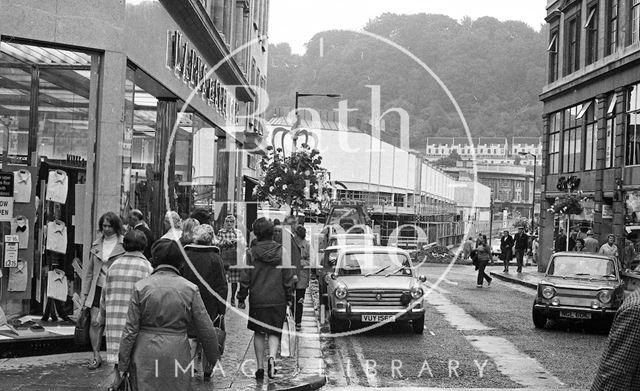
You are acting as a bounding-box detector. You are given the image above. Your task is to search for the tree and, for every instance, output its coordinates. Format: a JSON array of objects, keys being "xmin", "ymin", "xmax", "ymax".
[
  {"xmin": 433, "ymin": 150, "xmax": 461, "ymax": 167},
  {"xmin": 255, "ymin": 144, "xmax": 326, "ymax": 214}
]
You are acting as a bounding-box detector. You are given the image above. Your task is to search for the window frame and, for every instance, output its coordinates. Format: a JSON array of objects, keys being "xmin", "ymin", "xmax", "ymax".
[
  {"xmin": 562, "ymin": 105, "xmax": 583, "ymax": 173},
  {"xmin": 606, "ymin": 94, "xmax": 617, "ymax": 168},
  {"xmin": 565, "ymin": 13, "xmax": 581, "ymax": 75},
  {"xmin": 626, "ymin": 84, "xmax": 640, "ymax": 166},
  {"xmin": 585, "ymin": 4, "xmax": 599, "ymax": 65},
  {"xmin": 583, "ymin": 100, "xmax": 598, "ymax": 171},
  {"xmin": 548, "ymin": 112, "xmax": 562, "ymax": 174},
  {"xmin": 607, "ymin": 0, "xmax": 619, "ymax": 55},
  {"xmin": 632, "ymin": 0, "xmax": 640, "ymax": 45}
]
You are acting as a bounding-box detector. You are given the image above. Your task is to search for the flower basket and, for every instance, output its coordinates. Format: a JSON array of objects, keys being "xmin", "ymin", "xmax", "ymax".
[{"xmin": 550, "ymin": 194, "xmax": 584, "ymax": 215}]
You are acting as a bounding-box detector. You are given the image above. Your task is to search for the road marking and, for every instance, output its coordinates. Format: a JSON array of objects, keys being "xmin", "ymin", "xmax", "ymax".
[
  {"xmin": 428, "ymin": 330, "xmax": 435, "ymax": 336},
  {"xmin": 424, "ymin": 291, "xmax": 493, "ymax": 331},
  {"xmin": 465, "ymin": 336, "xmax": 564, "ymax": 388},
  {"xmin": 352, "ymin": 337, "xmax": 379, "ymax": 388},
  {"xmin": 424, "ymin": 281, "xmax": 450, "ymax": 294},
  {"xmin": 442, "ymin": 278, "xmax": 458, "ymax": 285}
]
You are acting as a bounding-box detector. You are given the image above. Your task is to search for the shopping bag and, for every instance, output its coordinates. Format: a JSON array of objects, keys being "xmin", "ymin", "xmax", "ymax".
[
  {"xmin": 280, "ymin": 307, "xmax": 296, "ymax": 357},
  {"xmin": 213, "ymin": 315, "xmax": 226, "ymax": 355},
  {"xmin": 74, "ymin": 308, "xmax": 91, "ymax": 345}
]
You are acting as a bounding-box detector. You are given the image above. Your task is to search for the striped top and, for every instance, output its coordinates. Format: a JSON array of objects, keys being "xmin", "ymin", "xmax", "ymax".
[{"xmin": 100, "ymin": 251, "xmax": 153, "ymax": 364}]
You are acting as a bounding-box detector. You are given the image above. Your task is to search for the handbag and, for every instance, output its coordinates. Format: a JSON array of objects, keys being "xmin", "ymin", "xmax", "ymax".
[
  {"xmin": 74, "ymin": 307, "xmax": 91, "ymax": 345},
  {"xmin": 213, "ymin": 315, "xmax": 226, "ymax": 355},
  {"xmin": 280, "ymin": 307, "xmax": 296, "ymax": 357},
  {"xmin": 108, "ymin": 365, "xmax": 132, "ymax": 391}
]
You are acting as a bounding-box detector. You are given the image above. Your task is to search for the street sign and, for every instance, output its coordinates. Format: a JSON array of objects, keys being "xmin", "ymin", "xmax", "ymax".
[{"xmin": 0, "ymin": 172, "xmax": 14, "ymax": 221}]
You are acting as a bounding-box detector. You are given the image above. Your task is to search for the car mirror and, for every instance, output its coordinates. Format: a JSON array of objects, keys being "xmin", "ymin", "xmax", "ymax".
[{"xmin": 418, "ymin": 275, "xmax": 427, "ymax": 283}]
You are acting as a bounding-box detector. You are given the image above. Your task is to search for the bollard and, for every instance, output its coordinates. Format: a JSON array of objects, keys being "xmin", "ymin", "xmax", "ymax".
[{"xmin": 320, "ymin": 304, "xmax": 326, "ymax": 324}]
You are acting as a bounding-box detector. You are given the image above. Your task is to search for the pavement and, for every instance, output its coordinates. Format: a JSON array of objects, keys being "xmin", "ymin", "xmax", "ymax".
[
  {"xmin": 0, "ymin": 287, "xmax": 326, "ymax": 391},
  {"xmin": 489, "ymin": 267, "xmax": 544, "ymax": 289}
]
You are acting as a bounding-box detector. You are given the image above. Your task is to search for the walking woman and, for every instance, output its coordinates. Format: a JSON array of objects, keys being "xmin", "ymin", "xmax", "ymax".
[
  {"xmin": 217, "ymin": 215, "xmax": 245, "ymax": 307},
  {"xmin": 82, "ymin": 211, "xmax": 125, "ymax": 370},
  {"xmin": 99, "ymin": 230, "xmax": 153, "ymax": 366},
  {"xmin": 117, "ymin": 239, "xmax": 220, "ymax": 391},
  {"xmin": 293, "ymin": 225, "xmax": 310, "ymax": 331},
  {"xmin": 237, "ymin": 218, "xmax": 294, "ymax": 380},
  {"xmin": 476, "ymin": 235, "xmax": 493, "ymax": 288}
]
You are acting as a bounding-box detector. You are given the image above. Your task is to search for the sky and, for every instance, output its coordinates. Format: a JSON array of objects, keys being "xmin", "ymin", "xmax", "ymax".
[{"xmin": 269, "ymin": 0, "xmax": 548, "ymax": 54}]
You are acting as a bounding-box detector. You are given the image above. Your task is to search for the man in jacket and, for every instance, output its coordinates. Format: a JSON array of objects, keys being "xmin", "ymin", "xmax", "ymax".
[
  {"xmin": 127, "ymin": 209, "xmax": 153, "ymax": 259},
  {"xmin": 584, "ymin": 230, "xmax": 599, "ymax": 253},
  {"xmin": 500, "ymin": 230, "xmax": 514, "ymax": 273},
  {"xmin": 513, "ymin": 226, "xmax": 529, "ymax": 273}
]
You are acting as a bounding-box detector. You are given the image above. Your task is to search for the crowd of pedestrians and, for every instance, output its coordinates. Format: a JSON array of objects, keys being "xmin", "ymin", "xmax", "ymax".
[{"xmin": 76, "ymin": 208, "xmax": 308, "ymax": 390}]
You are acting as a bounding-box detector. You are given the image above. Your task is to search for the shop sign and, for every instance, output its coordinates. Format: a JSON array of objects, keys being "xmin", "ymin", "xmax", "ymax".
[
  {"xmin": 602, "ymin": 204, "xmax": 613, "ymax": 219},
  {"xmin": 0, "ymin": 171, "xmax": 14, "ymax": 221},
  {"xmin": 166, "ymin": 30, "xmax": 239, "ymax": 124},
  {"xmin": 3, "ymin": 235, "xmax": 18, "ymax": 268}
]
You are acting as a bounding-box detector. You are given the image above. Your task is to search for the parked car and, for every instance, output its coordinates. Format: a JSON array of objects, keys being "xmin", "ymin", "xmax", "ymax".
[
  {"xmin": 316, "ymin": 203, "xmax": 376, "ymax": 253},
  {"xmin": 324, "ymin": 246, "xmax": 427, "ymax": 334},
  {"xmin": 532, "ymin": 252, "xmax": 624, "ymax": 329}
]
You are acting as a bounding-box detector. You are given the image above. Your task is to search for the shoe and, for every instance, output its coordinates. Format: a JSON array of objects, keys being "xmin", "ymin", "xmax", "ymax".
[
  {"xmin": 230, "ymin": 299, "xmax": 236, "ymax": 307},
  {"xmin": 295, "ymin": 323, "xmax": 302, "ymax": 331},
  {"xmin": 51, "ymin": 317, "xmax": 58, "ymax": 322},
  {"xmin": 267, "ymin": 356, "xmax": 278, "ymax": 379},
  {"xmin": 487, "ymin": 279, "xmax": 492, "ymax": 287},
  {"xmin": 87, "ymin": 358, "xmax": 102, "ymax": 370},
  {"xmin": 255, "ymin": 369, "xmax": 264, "ymax": 380},
  {"xmin": 517, "ymin": 269, "xmax": 522, "ymax": 273},
  {"xmin": 476, "ymin": 284, "xmax": 482, "ymax": 288}
]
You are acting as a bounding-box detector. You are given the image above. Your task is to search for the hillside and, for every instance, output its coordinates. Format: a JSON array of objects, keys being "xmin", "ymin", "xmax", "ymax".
[{"xmin": 266, "ymin": 13, "xmax": 546, "ymax": 149}]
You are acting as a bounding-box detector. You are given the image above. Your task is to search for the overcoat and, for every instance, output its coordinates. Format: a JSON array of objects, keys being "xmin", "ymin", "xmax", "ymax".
[{"xmin": 81, "ymin": 235, "xmax": 125, "ymax": 307}]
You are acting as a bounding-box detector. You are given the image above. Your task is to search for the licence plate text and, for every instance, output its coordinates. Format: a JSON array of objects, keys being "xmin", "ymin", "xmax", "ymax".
[
  {"xmin": 361, "ymin": 315, "xmax": 395, "ymax": 322},
  {"xmin": 559, "ymin": 311, "xmax": 592, "ymax": 319}
]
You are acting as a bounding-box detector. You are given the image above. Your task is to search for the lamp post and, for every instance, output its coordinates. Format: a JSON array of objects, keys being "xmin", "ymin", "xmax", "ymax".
[
  {"xmin": 291, "ymin": 92, "xmax": 341, "ymax": 155},
  {"xmin": 518, "ymin": 152, "xmax": 537, "ymax": 232}
]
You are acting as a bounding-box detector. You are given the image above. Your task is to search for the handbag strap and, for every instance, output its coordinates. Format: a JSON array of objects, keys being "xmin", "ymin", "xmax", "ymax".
[{"xmin": 213, "ymin": 314, "xmax": 224, "ymax": 327}]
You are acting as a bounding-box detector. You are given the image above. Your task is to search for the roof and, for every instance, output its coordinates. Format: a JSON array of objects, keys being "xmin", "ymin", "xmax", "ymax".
[{"xmin": 512, "ymin": 137, "xmax": 541, "ymax": 144}]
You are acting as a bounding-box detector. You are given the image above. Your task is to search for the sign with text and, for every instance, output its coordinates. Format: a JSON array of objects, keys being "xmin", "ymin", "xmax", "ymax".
[
  {"xmin": 0, "ymin": 172, "xmax": 14, "ymax": 221},
  {"xmin": 4, "ymin": 240, "xmax": 18, "ymax": 268}
]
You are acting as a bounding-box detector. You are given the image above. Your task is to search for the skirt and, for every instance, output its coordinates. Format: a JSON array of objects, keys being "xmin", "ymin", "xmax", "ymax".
[
  {"xmin": 247, "ymin": 305, "xmax": 286, "ymax": 336},
  {"xmin": 227, "ymin": 268, "xmax": 242, "ymax": 283}
]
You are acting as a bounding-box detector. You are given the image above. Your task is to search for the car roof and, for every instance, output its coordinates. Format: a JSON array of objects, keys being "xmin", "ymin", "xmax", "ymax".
[
  {"xmin": 330, "ymin": 246, "xmax": 410, "ymax": 256},
  {"xmin": 551, "ymin": 251, "xmax": 616, "ymax": 261}
]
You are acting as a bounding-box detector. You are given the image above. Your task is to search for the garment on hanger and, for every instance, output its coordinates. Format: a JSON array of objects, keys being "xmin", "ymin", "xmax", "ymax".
[
  {"xmin": 46, "ymin": 169, "xmax": 68, "ymax": 204},
  {"xmin": 13, "ymin": 170, "xmax": 31, "ymax": 203},
  {"xmin": 11, "ymin": 216, "xmax": 29, "ymax": 249},
  {"xmin": 8, "ymin": 260, "xmax": 28, "ymax": 292},
  {"xmin": 46, "ymin": 220, "xmax": 68, "ymax": 254},
  {"xmin": 47, "ymin": 269, "xmax": 68, "ymax": 302}
]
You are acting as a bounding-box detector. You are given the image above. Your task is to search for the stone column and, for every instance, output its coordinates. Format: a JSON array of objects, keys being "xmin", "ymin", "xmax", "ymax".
[
  {"xmin": 213, "ymin": 0, "xmax": 225, "ymax": 31},
  {"xmin": 234, "ymin": 2, "xmax": 244, "ymax": 55},
  {"xmin": 539, "ymin": 114, "xmax": 553, "ymax": 272},
  {"xmin": 215, "ymin": 134, "xmax": 231, "ymax": 227},
  {"xmin": 223, "ymin": 0, "xmax": 234, "ymax": 47},
  {"xmin": 593, "ymin": 94, "xmax": 607, "ymax": 238},
  {"xmin": 613, "ymin": 87, "xmax": 626, "ymax": 260},
  {"xmin": 150, "ymin": 99, "xmax": 177, "ymax": 237}
]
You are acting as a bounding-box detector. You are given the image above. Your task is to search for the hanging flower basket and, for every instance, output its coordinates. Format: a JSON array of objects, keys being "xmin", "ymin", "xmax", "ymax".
[{"xmin": 548, "ymin": 194, "xmax": 584, "ymax": 215}]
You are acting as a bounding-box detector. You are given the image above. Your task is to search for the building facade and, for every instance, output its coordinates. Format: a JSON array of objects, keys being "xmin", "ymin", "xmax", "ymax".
[
  {"xmin": 0, "ymin": 0, "xmax": 268, "ymax": 317},
  {"xmin": 540, "ymin": 0, "xmax": 640, "ymax": 270},
  {"xmin": 425, "ymin": 136, "xmax": 542, "ymax": 166}
]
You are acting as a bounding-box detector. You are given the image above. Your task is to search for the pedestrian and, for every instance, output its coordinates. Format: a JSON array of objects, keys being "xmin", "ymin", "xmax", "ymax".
[
  {"xmin": 160, "ymin": 210, "xmax": 183, "ymax": 242},
  {"xmin": 98, "ymin": 230, "xmax": 152, "ymax": 367},
  {"xmin": 217, "ymin": 214, "xmax": 245, "ymax": 307},
  {"xmin": 590, "ymin": 289, "xmax": 640, "ymax": 390},
  {"xmin": 476, "ymin": 232, "xmax": 484, "ymax": 247},
  {"xmin": 500, "ymin": 230, "xmax": 514, "ymax": 272},
  {"xmin": 462, "ymin": 237, "xmax": 474, "ymax": 261},
  {"xmin": 127, "ymin": 209, "xmax": 154, "ymax": 260},
  {"xmin": 584, "ymin": 230, "xmax": 599, "ymax": 253},
  {"xmin": 281, "ymin": 215, "xmax": 302, "ymax": 268},
  {"xmin": 81, "ymin": 212, "xmax": 126, "ymax": 370},
  {"xmin": 293, "ymin": 225, "xmax": 310, "ymax": 331},
  {"xmin": 117, "ymin": 239, "xmax": 220, "ymax": 391},
  {"xmin": 183, "ymin": 224, "xmax": 227, "ymax": 378},
  {"xmin": 599, "ymin": 234, "xmax": 619, "ymax": 262},
  {"xmin": 573, "ymin": 238, "xmax": 586, "ymax": 252},
  {"xmin": 513, "ymin": 226, "xmax": 529, "ymax": 273},
  {"xmin": 554, "ymin": 228, "xmax": 568, "ymax": 253},
  {"xmin": 180, "ymin": 217, "xmax": 200, "ymax": 246},
  {"xmin": 476, "ymin": 235, "xmax": 493, "ymax": 288},
  {"xmin": 569, "ymin": 231, "xmax": 578, "ymax": 252},
  {"xmin": 190, "ymin": 208, "xmax": 213, "ymax": 225},
  {"xmin": 236, "ymin": 217, "xmax": 295, "ymax": 380},
  {"xmin": 531, "ymin": 235, "xmax": 540, "ymax": 265}
]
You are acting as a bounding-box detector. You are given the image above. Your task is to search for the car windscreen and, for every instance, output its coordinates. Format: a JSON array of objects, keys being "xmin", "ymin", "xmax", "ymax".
[
  {"xmin": 327, "ymin": 207, "xmax": 366, "ymax": 227},
  {"xmin": 338, "ymin": 252, "xmax": 411, "ymax": 276},
  {"xmin": 547, "ymin": 256, "xmax": 616, "ymax": 279}
]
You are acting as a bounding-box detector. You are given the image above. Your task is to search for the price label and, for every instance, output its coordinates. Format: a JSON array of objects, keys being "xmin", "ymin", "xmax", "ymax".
[{"xmin": 4, "ymin": 242, "xmax": 18, "ymax": 268}]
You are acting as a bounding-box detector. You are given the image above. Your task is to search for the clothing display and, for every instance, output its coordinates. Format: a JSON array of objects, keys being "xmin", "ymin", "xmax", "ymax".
[
  {"xmin": 46, "ymin": 169, "xmax": 68, "ymax": 204},
  {"xmin": 13, "ymin": 169, "xmax": 31, "ymax": 203},
  {"xmin": 11, "ymin": 215, "xmax": 29, "ymax": 249},
  {"xmin": 8, "ymin": 260, "xmax": 28, "ymax": 292},
  {"xmin": 46, "ymin": 220, "xmax": 68, "ymax": 254},
  {"xmin": 46, "ymin": 269, "xmax": 68, "ymax": 301}
]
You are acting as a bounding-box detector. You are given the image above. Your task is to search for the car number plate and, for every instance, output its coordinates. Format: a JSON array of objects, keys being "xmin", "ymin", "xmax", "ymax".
[
  {"xmin": 559, "ymin": 311, "xmax": 591, "ymax": 319},
  {"xmin": 361, "ymin": 315, "xmax": 395, "ymax": 322}
]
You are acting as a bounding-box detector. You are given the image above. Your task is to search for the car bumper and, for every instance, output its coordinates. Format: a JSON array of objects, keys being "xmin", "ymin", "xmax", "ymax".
[
  {"xmin": 331, "ymin": 306, "xmax": 425, "ymax": 322},
  {"xmin": 533, "ymin": 303, "xmax": 617, "ymax": 320}
]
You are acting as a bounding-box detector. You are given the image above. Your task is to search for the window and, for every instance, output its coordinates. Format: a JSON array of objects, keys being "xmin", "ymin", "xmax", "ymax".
[
  {"xmin": 606, "ymin": 94, "xmax": 617, "ymax": 168},
  {"xmin": 565, "ymin": 15, "xmax": 580, "ymax": 75},
  {"xmin": 585, "ymin": 5, "xmax": 598, "ymax": 65},
  {"xmin": 583, "ymin": 101, "xmax": 597, "ymax": 171},
  {"xmin": 633, "ymin": 0, "xmax": 640, "ymax": 44},
  {"xmin": 607, "ymin": 0, "xmax": 618, "ymax": 54},
  {"xmin": 548, "ymin": 112, "xmax": 561, "ymax": 174},
  {"xmin": 548, "ymin": 30, "xmax": 559, "ymax": 82},
  {"xmin": 626, "ymin": 84, "xmax": 640, "ymax": 165},
  {"xmin": 562, "ymin": 105, "xmax": 582, "ymax": 173}
]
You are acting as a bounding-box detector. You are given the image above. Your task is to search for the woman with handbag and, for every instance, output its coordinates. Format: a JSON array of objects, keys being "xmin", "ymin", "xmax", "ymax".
[
  {"xmin": 237, "ymin": 218, "xmax": 295, "ymax": 380},
  {"xmin": 183, "ymin": 224, "xmax": 228, "ymax": 378},
  {"xmin": 117, "ymin": 238, "xmax": 220, "ymax": 391}
]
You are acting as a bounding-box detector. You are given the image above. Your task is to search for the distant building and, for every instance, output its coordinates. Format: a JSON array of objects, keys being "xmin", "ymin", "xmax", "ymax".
[{"xmin": 425, "ymin": 137, "xmax": 542, "ymax": 166}]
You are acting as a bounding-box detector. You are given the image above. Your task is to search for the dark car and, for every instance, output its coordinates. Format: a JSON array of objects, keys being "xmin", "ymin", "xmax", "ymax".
[{"xmin": 532, "ymin": 252, "xmax": 625, "ymax": 329}]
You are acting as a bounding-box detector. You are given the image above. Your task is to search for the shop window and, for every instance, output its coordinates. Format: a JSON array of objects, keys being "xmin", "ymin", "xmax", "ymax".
[
  {"xmin": 606, "ymin": 94, "xmax": 617, "ymax": 168},
  {"xmin": 548, "ymin": 112, "xmax": 561, "ymax": 174},
  {"xmin": 627, "ymin": 84, "xmax": 640, "ymax": 166},
  {"xmin": 0, "ymin": 51, "xmax": 31, "ymax": 162},
  {"xmin": 607, "ymin": 0, "xmax": 619, "ymax": 55},
  {"xmin": 562, "ymin": 105, "xmax": 582, "ymax": 173},
  {"xmin": 585, "ymin": 4, "xmax": 598, "ymax": 65},
  {"xmin": 583, "ymin": 100, "xmax": 597, "ymax": 171}
]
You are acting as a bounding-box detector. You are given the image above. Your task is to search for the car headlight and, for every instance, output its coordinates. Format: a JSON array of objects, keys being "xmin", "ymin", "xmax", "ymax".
[
  {"xmin": 541, "ymin": 286, "xmax": 556, "ymax": 299},
  {"xmin": 597, "ymin": 290, "xmax": 613, "ymax": 304},
  {"xmin": 411, "ymin": 285, "xmax": 424, "ymax": 299},
  {"xmin": 334, "ymin": 284, "xmax": 348, "ymax": 300}
]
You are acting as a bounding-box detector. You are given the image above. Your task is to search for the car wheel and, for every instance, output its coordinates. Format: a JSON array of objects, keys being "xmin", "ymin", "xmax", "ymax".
[
  {"xmin": 412, "ymin": 315, "xmax": 425, "ymax": 334},
  {"xmin": 532, "ymin": 305, "xmax": 547, "ymax": 329}
]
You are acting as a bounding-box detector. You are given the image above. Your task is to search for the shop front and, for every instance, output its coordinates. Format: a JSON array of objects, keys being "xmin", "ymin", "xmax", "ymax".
[{"xmin": 0, "ymin": 1, "xmax": 252, "ymax": 319}]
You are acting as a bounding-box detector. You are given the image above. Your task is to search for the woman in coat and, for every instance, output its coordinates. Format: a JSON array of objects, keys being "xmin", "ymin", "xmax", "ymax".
[
  {"xmin": 476, "ymin": 235, "xmax": 493, "ymax": 288},
  {"xmin": 81, "ymin": 211, "xmax": 125, "ymax": 370},
  {"xmin": 117, "ymin": 239, "xmax": 220, "ymax": 391},
  {"xmin": 237, "ymin": 217, "xmax": 294, "ymax": 380},
  {"xmin": 293, "ymin": 225, "xmax": 310, "ymax": 331},
  {"xmin": 183, "ymin": 224, "xmax": 228, "ymax": 378},
  {"xmin": 99, "ymin": 230, "xmax": 153, "ymax": 366}
]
